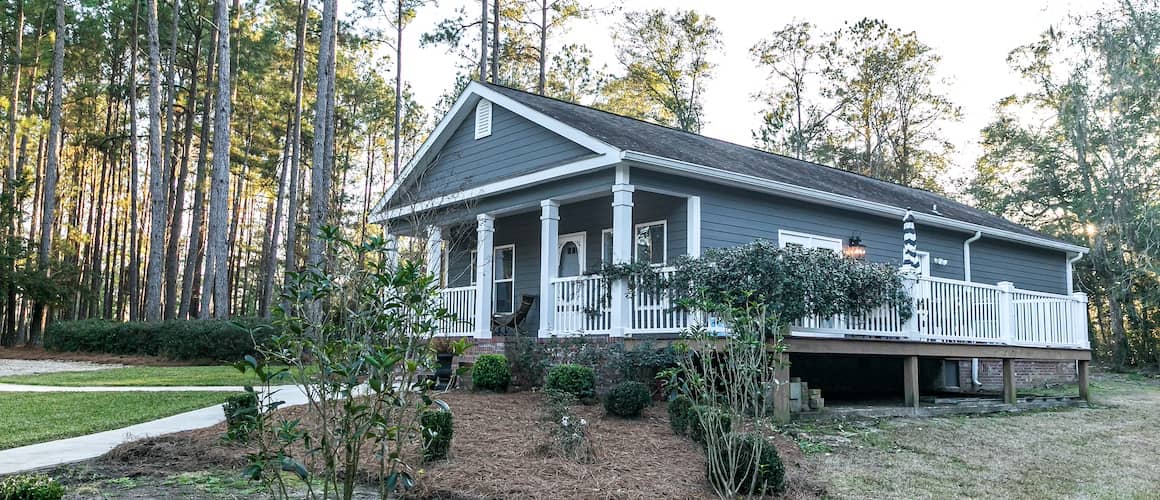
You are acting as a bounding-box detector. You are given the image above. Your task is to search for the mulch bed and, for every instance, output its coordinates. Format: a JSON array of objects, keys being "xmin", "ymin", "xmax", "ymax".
[
  {"xmin": 0, "ymin": 346, "xmax": 194, "ymax": 366},
  {"xmin": 99, "ymin": 390, "xmax": 825, "ymax": 499}
]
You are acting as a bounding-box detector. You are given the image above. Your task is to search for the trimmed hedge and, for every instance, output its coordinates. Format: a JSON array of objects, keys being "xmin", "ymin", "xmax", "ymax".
[
  {"xmin": 604, "ymin": 381, "xmax": 652, "ymax": 418},
  {"xmin": 43, "ymin": 318, "xmax": 273, "ymax": 362},
  {"xmin": 545, "ymin": 364, "xmax": 596, "ymax": 400},
  {"xmin": 471, "ymin": 354, "xmax": 511, "ymax": 392},
  {"xmin": 668, "ymin": 395, "xmax": 696, "ymax": 436},
  {"xmin": 0, "ymin": 474, "xmax": 65, "ymax": 500},
  {"xmin": 706, "ymin": 433, "xmax": 786, "ymax": 495}
]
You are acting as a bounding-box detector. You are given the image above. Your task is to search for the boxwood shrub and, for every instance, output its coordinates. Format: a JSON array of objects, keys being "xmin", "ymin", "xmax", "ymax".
[
  {"xmin": 471, "ymin": 354, "xmax": 511, "ymax": 392},
  {"xmin": 706, "ymin": 433, "xmax": 786, "ymax": 495},
  {"xmin": 420, "ymin": 409, "xmax": 454, "ymax": 461},
  {"xmin": 667, "ymin": 395, "xmax": 695, "ymax": 436},
  {"xmin": 604, "ymin": 381, "xmax": 652, "ymax": 418},
  {"xmin": 545, "ymin": 364, "xmax": 596, "ymax": 400},
  {"xmin": 43, "ymin": 318, "xmax": 273, "ymax": 362},
  {"xmin": 0, "ymin": 474, "xmax": 65, "ymax": 500}
]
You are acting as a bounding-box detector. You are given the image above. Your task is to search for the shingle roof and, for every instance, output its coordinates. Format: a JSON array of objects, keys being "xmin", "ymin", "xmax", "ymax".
[{"xmin": 483, "ymin": 83, "xmax": 1065, "ymax": 244}]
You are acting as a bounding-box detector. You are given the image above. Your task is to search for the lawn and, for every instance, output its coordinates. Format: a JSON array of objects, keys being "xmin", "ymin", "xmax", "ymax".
[
  {"xmin": 0, "ymin": 365, "xmax": 282, "ymax": 387},
  {"xmin": 0, "ymin": 391, "xmax": 238, "ymax": 449}
]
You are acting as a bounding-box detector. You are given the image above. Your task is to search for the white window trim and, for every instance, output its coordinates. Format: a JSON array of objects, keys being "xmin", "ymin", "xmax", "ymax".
[
  {"xmin": 635, "ymin": 220, "xmax": 668, "ymax": 265},
  {"xmin": 557, "ymin": 232, "xmax": 586, "ymax": 277},
  {"xmin": 601, "ymin": 228, "xmax": 613, "ymax": 265},
  {"xmin": 777, "ymin": 229, "xmax": 843, "ymax": 254},
  {"xmin": 493, "ymin": 244, "xmax": 515, "ymax": 314},
  {"xmin": 915, "ymin": 250, "xmax": 932, "ymax": 277}
]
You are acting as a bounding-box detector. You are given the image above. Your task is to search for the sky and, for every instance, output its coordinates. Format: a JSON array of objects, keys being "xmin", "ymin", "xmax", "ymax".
[{"xmin": 388, "ymin": 0, "xmax": 1107, "ymax": 190}]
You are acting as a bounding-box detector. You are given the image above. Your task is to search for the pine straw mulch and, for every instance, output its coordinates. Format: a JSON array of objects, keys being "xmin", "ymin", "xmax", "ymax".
[
  {"xmin": 0, "ymin": 346, "xmax": 194, "ymax": 366},
  {"xmin": 100, "ymin": 390, "xmax": 825, "ymax": 499}
]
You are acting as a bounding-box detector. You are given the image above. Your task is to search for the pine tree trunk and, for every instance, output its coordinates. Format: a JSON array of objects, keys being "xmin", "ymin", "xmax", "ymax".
[
  {"xmin": 305, "ymin": 0, "xmax": 337, "ymax": 272},
  {"xmin": 29, "ymin": 0, "xmax": 65, "ymax": 344},
  {"xmin": 393, "ymin": 0, "xmax": 403, "ymax": 180},
  {"xmin": 143, "ymin": 0, "xmax": 169, "ymax": 321},
  {"xmin": 480, "ymin": 0, "xmax": 488, "ymax": 81},
  {"xmin": 180, "ymin": 21, "xmax": 217, "ymax": 319},
  {"xmin": 491, "ymin": 0, "xmax": 499, "ymax": 81},
  {"xmin": 1, "ymin": 0, "xmax": 24, "ymax": 347},
  {"xmin": 201, "ymin": 0, "xmax": 232, "ymax": 319},
  {"xmin": 164, "ymin": 23, "xmax": 201, "ymax": 320},
  {"xmin": 280, "ymin": 0, "xmax": 307, "ymax": 305}
]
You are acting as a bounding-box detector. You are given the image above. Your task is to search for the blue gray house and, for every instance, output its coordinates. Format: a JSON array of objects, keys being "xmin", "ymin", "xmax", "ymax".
[{"xmin": 371, "ymin": 82, "xmax": 1092, "ymax": 408}]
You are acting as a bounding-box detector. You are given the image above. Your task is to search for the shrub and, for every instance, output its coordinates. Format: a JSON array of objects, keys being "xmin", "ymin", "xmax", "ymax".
[
  {"xmin": 43, "ymin": 318, "xmax": 273, "ymax": 362},
  {"xmin": 0, "ymin": 474, "xmax": 65, "ymax": 500},
  {"xmin": 540, "ymin": 389, "xmax": 594, "ymax": 463},
  {"xmin": 545, "ymin": 364, "xmax": 595, "ymax": 400},
  {"xmin": 688, "ymin": 405, "xmax": 732, "ymax": 444},
  {"xmin": 706, "ymin": 433, "xmax": 785, "ymax": 495},
  {"xmin": 667, "ymin": 395, "xmax": 695, "ymax": 436},
  {"xmin": 420, "ymin": 410, "xmax": 454, "ymax": 461},
  {"xmin": 223, "ymin": 392, "xmax": 259, "ymax": 442},
  {"xmin": 604, "ymin": 381, "xmax": 652, "ymax": 418},
  {"xmin": 471, "ymin": 354, "xmax": 511, "ymax": 392}
]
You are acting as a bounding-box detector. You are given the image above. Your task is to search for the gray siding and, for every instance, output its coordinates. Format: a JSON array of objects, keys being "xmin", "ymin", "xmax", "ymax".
[
  {"xmin": 970, "ymin": 239, "xmax": 1068, "ymax": 294},
  {"xmin": 399, "ymin": 104, "xmax": 598, "ymax": 203}
]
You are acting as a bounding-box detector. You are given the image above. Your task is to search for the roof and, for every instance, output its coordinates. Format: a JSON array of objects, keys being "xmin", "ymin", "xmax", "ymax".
[{"xmin": 481, "ymin": 82, "xmax": 1073, "ymax": 247}]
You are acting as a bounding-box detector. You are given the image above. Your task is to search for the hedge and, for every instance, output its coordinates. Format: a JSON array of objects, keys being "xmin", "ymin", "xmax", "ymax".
[{"xmin": 43, "ymin": 318, "xmax": 274, "ymax": 362}]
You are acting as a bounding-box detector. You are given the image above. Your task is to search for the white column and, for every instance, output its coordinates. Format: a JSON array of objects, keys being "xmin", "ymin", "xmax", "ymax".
[
  {"xmin": 1071, "ymin": 292, "xmax": 1089, "ymax": 348},
  {"xmin": 686, "ymin": 195, "xmax": 701, "ymax": 259},
  {"xmin": 997, "ymin": 281, "xmax": 1015, "ymax": 345},
  {"xmin": 385, "ymin": 234, "xmax": 399, "ymax": 270},
  {"xmin": 901, "ymin": 276, "xmax": 920, "ymax": 340},
  {"xmin": 474, "ymin": 214, "xmax": 495, "ymax": 339},
  {"xmin": 610, "ymin": 182, "xmax": 634, "ymax": 337},
  {"xmin": 539, "ymin": 200, "xmax": 560, "ymax": 338},
  {"xmin": 426, "ymin": 225, "xmax": 442, "ymax": 281}
]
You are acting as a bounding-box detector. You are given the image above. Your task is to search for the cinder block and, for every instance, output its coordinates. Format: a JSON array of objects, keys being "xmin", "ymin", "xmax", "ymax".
[{"xmin": 789, "ymin": 382, "xmax": 801, "ymax": 400}]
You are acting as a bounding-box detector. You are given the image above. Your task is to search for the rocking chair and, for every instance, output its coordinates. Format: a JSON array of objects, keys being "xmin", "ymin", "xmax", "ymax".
[{"xmin": 491, "ymin": 294, "xmax": 537, "ymax": 335}]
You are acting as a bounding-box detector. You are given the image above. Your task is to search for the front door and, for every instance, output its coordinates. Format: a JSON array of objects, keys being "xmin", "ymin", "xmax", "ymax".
[{"xmin": 555, "ymin": 233, "xmax": 588, "ymax": 332}]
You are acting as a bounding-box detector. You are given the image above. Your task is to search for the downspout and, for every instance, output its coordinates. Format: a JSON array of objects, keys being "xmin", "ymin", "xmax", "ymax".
[
  {"xmin": 1067, "ymin": 251, "xmax": 1086, "ymax": 378},
  {"xmin": 963, "ymin": 231, "xmax": 983, "ymax": 388}
]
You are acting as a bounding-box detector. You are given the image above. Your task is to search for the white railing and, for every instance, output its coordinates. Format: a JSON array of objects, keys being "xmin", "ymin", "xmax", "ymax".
[
  {"xmin": 551, "ymin": 274, "xmax": 610, "ymax": 334},
  {"xmin": 915, "ymin": 277, "xmax": 1003, "ymax": 343},
  {"xmin": 631, "ymin": 267, "xmax": 688, "ymax": 334},
  {"xmin": 1011, "ymin": 289, "xmax": 1088, "ymax": 348},
  {"xmin": 437, "ymin": 286, "xmax": 477, "ymax": 335}
]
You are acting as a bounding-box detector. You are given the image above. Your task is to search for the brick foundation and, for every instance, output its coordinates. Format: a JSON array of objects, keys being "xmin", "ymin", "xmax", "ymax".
[{"xmin": 955, "ymin": 359, "xmax": 1077, "ymax": 392}]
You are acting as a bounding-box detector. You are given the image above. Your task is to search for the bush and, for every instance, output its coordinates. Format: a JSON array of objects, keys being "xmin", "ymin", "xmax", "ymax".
[
  {"xmin": 688, "ymin": 405, "xmax": 732, "ymax": 444},
  {"xmin": 43, "ymin": 318, "xmax": 273, "ymax": 362},
  {"xmin": 604, "ymin": 381, "xmax": 652, "ymax": 418},
  {"xmin": 0, "ymin": 474, "xmax": 65, "ymax": 500},
  {"xmin": 420, "ymin": 410, "xmax": 454, "ymax": 461},
  {"xmin": 667, "ymin": 395, "xmax": 695, "ymax": 436},
  {"xmin": 545, "ymin": 364, "xmax": 595, "ymax": 400},
  {"xmin": 223, "ymin": 392, "xmax": 259, "ymax": 442},
  {"xmin": 706, "ymin": 433, "xmax": 785, "ymax": 495},
  {"xmin": 471, "ymin": 354, "xmax": 511, "ymax": 392}
]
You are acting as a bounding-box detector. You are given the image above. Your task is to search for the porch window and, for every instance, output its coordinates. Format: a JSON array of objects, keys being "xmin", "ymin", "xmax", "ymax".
[
  {"xmin": 777, "ymin": 229, "xmax": 843, "ymax": 253},
  {"xmin": 494, "ymin": 245, "xmax": 515, "ymax": 314},
  {"xmin": 601, "ymin": 229, "xmax": 614, "ymax": 265},
  {"xmin": 635, "ymin": 221, "xmax": 667, "ymax": 265}
]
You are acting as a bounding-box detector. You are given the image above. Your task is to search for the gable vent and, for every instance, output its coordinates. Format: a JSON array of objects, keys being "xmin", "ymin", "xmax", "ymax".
[{"xmin": 474, "ymin": 100, "xmax": 493, "ymax": 139}]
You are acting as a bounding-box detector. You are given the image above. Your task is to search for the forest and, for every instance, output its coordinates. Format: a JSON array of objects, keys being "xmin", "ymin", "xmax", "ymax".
[{"xmin": 0, "ymin": 0, "xmax": 1155, "ymax": 369}]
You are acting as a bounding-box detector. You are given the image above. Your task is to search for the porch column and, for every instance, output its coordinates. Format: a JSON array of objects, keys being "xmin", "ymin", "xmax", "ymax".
[
  {"xmin": 903, "ymin": 355, "xmax": 919, "ymax": 408},
  {"xmin": 1078, "ymin": 359, "xmax": 1090, "ymax": 401},
  {"xmin": 997, "ymin": 281, "xmax": 1015, "ymax": 345},
  {"xmin": 901, "ymin": 277, "xmax": 920, "ymax": 340},
  {"xmin": 686, "ymin": 196, "xmax": 701, "ymax": 258},
  {"xmin": 385, "ymin": 234, "xmax": 399, "ymax": 270},
  {"xmin": 425, "ymin": 226, "xmax": 442, "ymax": 279},
  {"xmin": 610, "ymin": 181, "xmax": 634, "ymax": 337},
  {"xmin": 1002, "ymin": 358, "xmax": 1017, "ymax": 404},
  {"xmin": 474, "ymin": 214, "xmax": 495, "ymax": 339},
  {"xmin": 539, "ymin": 200, "xmax": 560, "ymax": 338}
]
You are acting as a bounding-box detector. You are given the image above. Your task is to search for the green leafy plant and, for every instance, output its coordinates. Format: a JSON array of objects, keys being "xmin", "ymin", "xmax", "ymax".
[
  {"xmin": 667, "ymin": 395, "xmax": 695, "ymax": 436},
  {"xmin": 545, "ymin": 364, "xmax": 596, "ymax": 400},
  {"xmin": 222, "ymin": 392, "xmax": 259, "ymax": 442},
  {"xmin": 472, "ymin": 354, "xmax": 511, "ymax": 392},
  {"xmin": 43, "ymin": 318, "xmax": 273, "ymax": 361},
  {"xmin": 0, "ymin": 474, "xmax": 65, "ymax": 500},
  {"xmin": 604, "ymin": 381, "xmax": 652, "ymax": 418},
  {"xmin": 706, "ymin": 433, "xmax": 785, "ymax": 495},
  {"xmin": 420, "ymin": 409, "xmax": 454, "ymax": 462},
  {"xmin": 688, "ymin": 404, "xmax": 734, "ymax": 444},
  {"xmin": 540, "ymin": 389, "xmax": 595, "ymax": 463}
]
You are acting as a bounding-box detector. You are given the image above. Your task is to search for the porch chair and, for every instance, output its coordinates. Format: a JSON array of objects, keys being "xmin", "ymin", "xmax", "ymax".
[{"xmin": 491, "ymin": 294, "xmax": 537, "ymax": 335}]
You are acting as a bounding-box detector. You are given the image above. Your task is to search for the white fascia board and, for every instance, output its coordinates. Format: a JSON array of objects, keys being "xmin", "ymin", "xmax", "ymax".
[
  {"xmin": 623, "ymin": 150, "xmax": 1089, "ymax": 254},
  {"xmin": 371, "ymin": 82, "xmax": 621, "ymax": 219},
  {"xmin": 374, "ymin": 153, "xmax": 620, "ymax": 222}
]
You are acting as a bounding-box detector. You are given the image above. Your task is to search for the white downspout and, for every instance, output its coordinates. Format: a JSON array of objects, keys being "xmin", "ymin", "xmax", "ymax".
[
  {"xmin": 963, "ymin": 231, "xmax": 983, "ymax": 389},
  {"xmin": 1066, "ymin": 252, "xmax": 1085, "ymax": 295}
]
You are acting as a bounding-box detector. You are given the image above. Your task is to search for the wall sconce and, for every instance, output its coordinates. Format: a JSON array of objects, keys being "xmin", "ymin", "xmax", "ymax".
[{"xmin": 844, "ymin": 235, "xmax": 867, "ymax": 260}]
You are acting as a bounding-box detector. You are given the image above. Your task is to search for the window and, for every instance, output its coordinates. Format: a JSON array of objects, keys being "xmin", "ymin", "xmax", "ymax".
[
  {"xmin": 777, "ymin": 229, "xmax": 843, "ymax": 253},
  {"xmin": 635, "ymin": 221, "xmax": 667, "ymax": 265},
  {"xmin": 601, "ymin": 229, "xmax": 614, "ymax": 265},
  {"xmin": 493, "ymin": 245, "xmax": 515, "ymax": 314},
  {"xmin": 474, "ymin": 100, "xmax": 492, "ymax": 139}
]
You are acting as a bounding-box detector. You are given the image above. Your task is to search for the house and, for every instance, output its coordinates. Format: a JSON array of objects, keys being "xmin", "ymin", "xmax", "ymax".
[{"xmin": 370, "ymin": 81, "xmax": 1092, "ymax": 410}]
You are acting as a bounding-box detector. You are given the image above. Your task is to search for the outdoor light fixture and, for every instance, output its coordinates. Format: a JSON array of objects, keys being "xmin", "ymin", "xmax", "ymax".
[{"xmin": 844, "ymin": 235, "xmax": 867, "ymax": 260}]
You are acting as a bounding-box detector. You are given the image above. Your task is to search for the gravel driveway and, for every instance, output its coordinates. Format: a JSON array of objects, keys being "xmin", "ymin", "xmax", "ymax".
[{"xmin": 0, "ymin": 359, "xmax": 123, "ymax": 377}]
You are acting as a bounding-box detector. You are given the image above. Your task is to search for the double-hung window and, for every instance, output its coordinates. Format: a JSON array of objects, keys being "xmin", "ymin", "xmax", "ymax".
[
  {"xmin": 493, "ymin": 245, "xmax": 515, "ymax": 314},
  {"xmin": 601, "ymin": 220, "xmax": 668, "ymax": 266},
  {"xmin": 777, "ymin": 229, "xmax": 843, "ymax": 253}
]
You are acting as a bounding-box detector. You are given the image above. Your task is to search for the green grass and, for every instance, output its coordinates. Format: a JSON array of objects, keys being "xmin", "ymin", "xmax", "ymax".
[
  {"xmin": 0, "ymin": 365, "xmax": 281, "ymax": 387},
  {"xmin": 0, "ymin": 391, "xmax": 238, "ymax": 449}
]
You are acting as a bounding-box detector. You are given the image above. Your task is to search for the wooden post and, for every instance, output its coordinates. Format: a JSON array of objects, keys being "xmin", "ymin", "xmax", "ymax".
[
  {"xmin": 538, "ymin": 200, "xmax": 559, "ymax": 338},
  {"xmin": 1002, "ymin": 358, "xmax": 1016, "ymax": 404},
  {"xmin": 903, "ymin": 355, "xmax": 919, "ymax": 408},
  {"xmin": 773, "ymin": 354, "xmax": 791, "ymax": 423},
  {"xmin": 609, "ymin": 167, "xmax": 633, "ymax": 337},
  {"xmin": 1078, "ymin": 359, "xmax": 1090, "ymax": 401}
]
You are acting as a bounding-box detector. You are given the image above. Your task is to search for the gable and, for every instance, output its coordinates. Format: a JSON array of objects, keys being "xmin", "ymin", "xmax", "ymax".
[{"xmin": 393, "ymin": 102, "xmax": 599, "ymax": 205}]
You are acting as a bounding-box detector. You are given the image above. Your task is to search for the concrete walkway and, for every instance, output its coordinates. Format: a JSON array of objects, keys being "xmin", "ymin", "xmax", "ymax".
[{"xmin": 0, "ymin": 385, "xmax": 308, "ymax": 475}]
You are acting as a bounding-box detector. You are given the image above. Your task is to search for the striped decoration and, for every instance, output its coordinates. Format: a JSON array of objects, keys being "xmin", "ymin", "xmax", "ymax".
[{"xmin": 902, "ymin": 209, "xmax": 921, "ymax": 274}]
